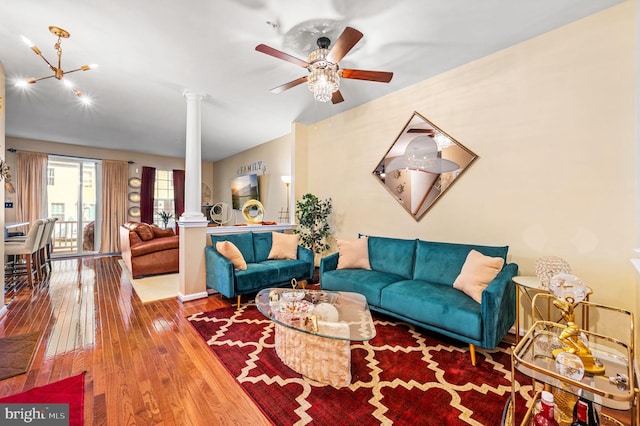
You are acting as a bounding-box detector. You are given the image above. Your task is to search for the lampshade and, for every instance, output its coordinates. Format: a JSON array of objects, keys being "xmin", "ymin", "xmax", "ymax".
[{"xmin": 281, "ymin": 175, "xmax": 291, "ymax": 185}]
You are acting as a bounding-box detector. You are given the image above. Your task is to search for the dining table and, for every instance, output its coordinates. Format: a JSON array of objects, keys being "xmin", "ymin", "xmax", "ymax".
[{"xmin": 4, "ymin": 221, "xmax": 29, "ymax": 238}]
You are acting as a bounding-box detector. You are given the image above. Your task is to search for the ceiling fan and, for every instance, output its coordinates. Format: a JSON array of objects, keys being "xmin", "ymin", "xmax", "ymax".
[{"xmin": 255, "ymin": 26, "xmax": 393, "ymax": 104}]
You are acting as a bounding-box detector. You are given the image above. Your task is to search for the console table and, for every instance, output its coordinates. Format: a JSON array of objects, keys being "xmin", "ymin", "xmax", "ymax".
[{"xmin": 206, "ymin": 223, "xmax": 296, "ymax": 235}]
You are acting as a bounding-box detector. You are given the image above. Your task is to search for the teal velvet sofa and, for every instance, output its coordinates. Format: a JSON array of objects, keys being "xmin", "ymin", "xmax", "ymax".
[
  {"xmin": 320, "ymin": 235, "xmax": 518, "ymax": 365},
  {"xmin": 206, "ymin": 232, "xmax": 314, "ymax": 307}
]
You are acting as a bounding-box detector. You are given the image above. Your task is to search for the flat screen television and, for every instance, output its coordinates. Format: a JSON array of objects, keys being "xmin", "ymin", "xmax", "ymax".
[{"xmin": 231, "ymin": 174, "xmax": 259, "ymax": 210}]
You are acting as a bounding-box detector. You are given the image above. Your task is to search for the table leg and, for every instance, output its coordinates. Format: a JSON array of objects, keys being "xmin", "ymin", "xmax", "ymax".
[{"xmin": 516, "ymin": 286, "xmax": 521, "ymax": 344}]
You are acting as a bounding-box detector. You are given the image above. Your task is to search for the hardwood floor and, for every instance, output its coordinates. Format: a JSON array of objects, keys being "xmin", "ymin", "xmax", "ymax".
[{"xmin": 0, "ymin": 255, "xmax": 271, "ymax": 425}]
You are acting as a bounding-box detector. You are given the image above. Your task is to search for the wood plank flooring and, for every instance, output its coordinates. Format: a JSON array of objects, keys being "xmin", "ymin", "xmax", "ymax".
[{"xmin": 0, "ymin": 255, "xmax": 271, "ymax": 425}]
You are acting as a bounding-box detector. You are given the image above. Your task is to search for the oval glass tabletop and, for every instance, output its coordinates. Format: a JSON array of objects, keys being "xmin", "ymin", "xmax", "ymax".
[{"xmin": 256, "ymin": 288, "xmax": 376, "ymax": 341}]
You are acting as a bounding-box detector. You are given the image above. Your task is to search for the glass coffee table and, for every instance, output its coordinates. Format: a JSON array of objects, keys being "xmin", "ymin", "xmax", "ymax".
[{"xmin": 255, "ymin": 288, "xmax": 376, "ymax": 388}]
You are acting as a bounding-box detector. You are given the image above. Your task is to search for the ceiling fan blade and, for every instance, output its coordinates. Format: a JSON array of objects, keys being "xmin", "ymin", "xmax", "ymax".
[
  {"xmin": 326, "ymin": 27, "xmax": 363, "ymax": 64},
  {"xmin": 341, "ymin": 69, "xmax": 393, "ymax": 83},
  {"xmin": 331, "ymin": 90, "xmax": 344, "ymax": 104},
  {"xmin": 269, "ymin": 76, "xmax": 308, "ymax": 94},
  {"xmin": 255, "ymin": 44, "xmax": 310, "ymax": 68}
]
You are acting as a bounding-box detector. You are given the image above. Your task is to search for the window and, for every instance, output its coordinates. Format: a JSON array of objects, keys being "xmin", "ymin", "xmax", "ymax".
[
  {"xmin": 154, "ymin": 170, "xmax": 175, "ymax": 227},
  {"xmin": 51, "ymin": 203, "xmax": 65, "ymax": 220},
  {"xmin": 48, "ymin": 167, "xmax": 55, "ymax": 185}
]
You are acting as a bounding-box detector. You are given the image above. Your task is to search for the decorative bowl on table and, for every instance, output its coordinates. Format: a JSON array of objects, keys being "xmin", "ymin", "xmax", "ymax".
[
  {"xmin": 281, "ymin": 290, "xmax": 305, "ymax": 301},
  {"xmin": 272, "ymin": 300, "xmax": 313, "ymax": 321}
]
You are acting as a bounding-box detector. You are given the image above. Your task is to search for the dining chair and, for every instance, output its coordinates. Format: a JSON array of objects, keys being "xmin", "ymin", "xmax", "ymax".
[
  {"xmin": 37, "ymin": 218, "xmax": 54, "ymax": 276},
  {"xmin": 5, "ymin": 219, "xmax": 47, "ymax": 286},
  {"xmin": 6, "ymin": 217, "xmax": 58, "ymax": 272},
  {"xmin": 44, "ymin": 217, "xmax": 59, "ymax": 268}
]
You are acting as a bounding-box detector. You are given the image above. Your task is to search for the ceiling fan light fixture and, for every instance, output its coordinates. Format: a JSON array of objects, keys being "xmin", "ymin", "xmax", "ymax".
[
  {"xmin": 307, "ymin": 47, "xmax": 340, "ymax": 102},
  {"xmin": 256, "ymin": 26, "xmax": 390, "ymax": 104}
]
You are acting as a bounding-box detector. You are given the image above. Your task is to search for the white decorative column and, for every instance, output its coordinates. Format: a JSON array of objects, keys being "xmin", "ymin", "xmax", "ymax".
[
  {"xmin": 177, "ymin": 90, "xmax": 208, "ymax": 302},
  {"xmin": 182, "ymin": 91, "xmax": 207, "ymax": 222}
]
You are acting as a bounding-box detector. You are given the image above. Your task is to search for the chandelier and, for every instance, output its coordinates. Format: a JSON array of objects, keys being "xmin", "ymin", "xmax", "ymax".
[
  {"xmin": 306, "ymin": 37, "xmax": 340, "ymax": 102},
  {"xmin": 19, "ymin": 26, "xmax": 96, "ymax": 97}
]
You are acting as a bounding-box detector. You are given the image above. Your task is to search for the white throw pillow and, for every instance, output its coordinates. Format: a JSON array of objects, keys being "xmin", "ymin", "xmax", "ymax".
[
  {"xmin": 216, "ymin": 241, "xmax": 247, "ymax": 270},
  {"xmin": 268, "ymin": 232, "xmax": 299, "ymax": 260},
  {"xmin": 453, "ymin": 249, "xmax": 504, "ymax": 303},
  {"xmin": 337, "ymin": 237, "xmax": 372, "ymax": 270}
]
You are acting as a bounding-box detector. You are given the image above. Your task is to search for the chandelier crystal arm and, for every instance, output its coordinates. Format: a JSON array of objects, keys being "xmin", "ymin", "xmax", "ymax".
[
  {"xmin": 65, "ymin": 65, "xmax": 93, "ymax": 74},
  {"xmin": 27, "ymin": 75, "xmax": 56, "ymax": 84},
  {"xmin": 22, "ymin": 36, "xmax": 59, "ymax": 74},
  {"xmin": 33, "ymin": 48, "xmax": 57, "ymax": 72}
]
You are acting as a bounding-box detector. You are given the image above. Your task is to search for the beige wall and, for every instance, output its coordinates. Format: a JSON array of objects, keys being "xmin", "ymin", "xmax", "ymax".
[
  {"xmin": 211, "ymin": 130, "xmax": 294, "ymax": 224},
  {"xmin": 301, "ymin": 2, "xmax": 637, "ymax": 336},
  {"xmin": 4, "ymin": 136, "xmax": 214, "ymax": 222}
]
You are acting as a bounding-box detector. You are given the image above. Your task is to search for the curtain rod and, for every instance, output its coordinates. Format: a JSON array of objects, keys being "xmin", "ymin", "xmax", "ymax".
[{"xmin": 7, "ymin": 148, "xmax": 134, "ymax": 164}]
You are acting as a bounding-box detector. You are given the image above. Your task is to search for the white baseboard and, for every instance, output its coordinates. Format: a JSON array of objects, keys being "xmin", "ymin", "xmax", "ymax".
[{"xmin": 178, "ymin": 291, "xmax": 209, "ymax": 302}]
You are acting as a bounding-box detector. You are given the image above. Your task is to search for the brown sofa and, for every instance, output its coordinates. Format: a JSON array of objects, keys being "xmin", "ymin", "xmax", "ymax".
[{"xmin": 119, "ymin": 221, "xmax": 179, "ymax": 278}]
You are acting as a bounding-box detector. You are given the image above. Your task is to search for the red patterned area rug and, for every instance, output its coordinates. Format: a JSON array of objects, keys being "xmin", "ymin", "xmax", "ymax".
[
  {"xmin": 0, "ymin": 373, "xmax": 85, "ymax": 426},
  {"xmin": 189, "ymin": 304, "xmax": 533, "ymax": 425}
]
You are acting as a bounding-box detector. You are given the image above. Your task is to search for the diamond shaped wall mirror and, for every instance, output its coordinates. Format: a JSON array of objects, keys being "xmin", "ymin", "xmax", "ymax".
[{"xmin": 373, "ymin": 112, "xmax": 477, "ymax": 221}]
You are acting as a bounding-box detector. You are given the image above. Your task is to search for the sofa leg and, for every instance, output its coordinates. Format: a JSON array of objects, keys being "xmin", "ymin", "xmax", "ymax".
[
  {"xmin": 237, "ymin": 295, "xmax": 241, "ymax": 309},
  {"xmin": 469, "ymin": 344, "xmax": 476, "ymax": 366}
]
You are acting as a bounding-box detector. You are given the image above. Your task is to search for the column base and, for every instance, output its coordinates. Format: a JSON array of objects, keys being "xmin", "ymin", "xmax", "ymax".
[{"xmin": 178, "ymin": 291, "xmax": 209, "ymax": 302}]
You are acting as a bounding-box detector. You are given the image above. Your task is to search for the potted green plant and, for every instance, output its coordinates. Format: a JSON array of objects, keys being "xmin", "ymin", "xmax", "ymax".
[
  {"xmin": 158, "ymin": 211, "xmax": 174, "ymax": 228},
  {"xmin": 294, "ymin": 193, "xmax": 333, "ymax": 269}
]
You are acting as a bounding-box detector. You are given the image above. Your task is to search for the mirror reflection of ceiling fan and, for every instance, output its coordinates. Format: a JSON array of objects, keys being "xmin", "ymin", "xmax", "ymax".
[
  {"xmin": 255, "ymin": 26, "xmax": 393, "ymax": 104},
  {"xmin": 407, "ymin": 128, "xmax": 435, "ymax": 136}
]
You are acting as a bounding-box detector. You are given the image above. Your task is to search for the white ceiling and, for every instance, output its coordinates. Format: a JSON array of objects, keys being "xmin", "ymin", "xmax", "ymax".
[{"xmin": 0, "ymin": 0, "xmax": 623, "ymax": 162}]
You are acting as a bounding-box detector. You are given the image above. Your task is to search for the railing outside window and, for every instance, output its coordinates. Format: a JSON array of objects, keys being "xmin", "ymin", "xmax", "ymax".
[{"xmin": 51, "ymin": 220, "xmax": 78, "ymax": 254}]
